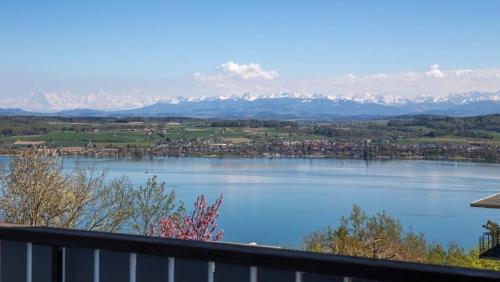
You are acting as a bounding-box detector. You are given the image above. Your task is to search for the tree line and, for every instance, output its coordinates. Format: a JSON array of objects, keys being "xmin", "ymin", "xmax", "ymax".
[
  {"xmin": 0, "ymin": 153, "xmax": 223, "ymax": 240},
  {"xmin": 303, "ymin": 205, "xmax": 500, "ymax": 271},
  {"xmin": 388, "ymin": 114, "xmax": 500, "ymax": 138}
]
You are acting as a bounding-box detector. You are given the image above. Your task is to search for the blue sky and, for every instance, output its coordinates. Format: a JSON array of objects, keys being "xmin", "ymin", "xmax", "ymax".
[{"xmin": 1, "ymin": 1, "xmax": 500, "ymax": 107}]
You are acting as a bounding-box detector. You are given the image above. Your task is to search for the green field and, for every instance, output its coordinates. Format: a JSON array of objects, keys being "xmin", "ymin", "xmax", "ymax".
[
  {"xmin": 1, "ymin": 115, "xmax": 499, "ymax": 148},
  {"xmin": 0, "ymin": 120, "xmax": 321, "ymax": 147},
  {"xmin": 3, "ymin": 130, "xmax": 163, "ymax": 147}
]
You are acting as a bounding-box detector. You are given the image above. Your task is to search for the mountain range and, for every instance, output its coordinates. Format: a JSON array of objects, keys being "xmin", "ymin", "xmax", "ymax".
[{"xmin": 0, "ymin": 91, "xmax": 499, "ymax": 119}]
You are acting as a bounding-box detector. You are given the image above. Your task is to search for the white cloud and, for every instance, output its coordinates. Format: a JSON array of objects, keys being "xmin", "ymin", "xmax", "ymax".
[
  {"xmin": 425, "ymin": 64, "xmax": 444, "ymax": 78},
  {"xmin": 220, "ymin": 61, "xmax": 279, "ymax": 80},
  {"xmin": 195, "ymin": 61, "xmax": 279, "ymax": 82}
]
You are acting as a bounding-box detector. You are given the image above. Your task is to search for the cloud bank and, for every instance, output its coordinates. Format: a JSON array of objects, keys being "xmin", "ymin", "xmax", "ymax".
[{"xmin": 195, "ymin": 62, "xmax": 500, "ymax": 98}]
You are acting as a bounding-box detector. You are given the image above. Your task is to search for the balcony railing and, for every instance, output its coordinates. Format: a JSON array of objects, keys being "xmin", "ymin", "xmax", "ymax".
[
  {"xmin": 480, "ymin": 228, "xmax": 500, "ymax": 259},
  {"xmin": 0, "ymin": 225, "xmax": 499, "ymax": 282}
]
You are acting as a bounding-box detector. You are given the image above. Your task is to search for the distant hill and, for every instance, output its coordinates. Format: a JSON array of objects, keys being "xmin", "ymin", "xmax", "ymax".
[
  {"xmin": 0, "ymin": 108, "xmax": 32, "ymax": 116},
  {"xmin": 387, "ymin": 114, "xmax": 500, "ymax": 134},
  {"xmin": 110, "ymin": 95, "xmax": 500, "ymax": 119},
  {"xmin": 115, "ymin": 98, "xmax": 403, "ymax": 119},
  {"xmin": 55, "ymin": 109, "xmax": 107, "ymax": 117}
]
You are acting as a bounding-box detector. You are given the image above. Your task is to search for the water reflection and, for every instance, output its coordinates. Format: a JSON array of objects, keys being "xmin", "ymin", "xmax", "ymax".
[{"xmin": 5, "ymin": 156, "xmax": 499, "ymax": 248}]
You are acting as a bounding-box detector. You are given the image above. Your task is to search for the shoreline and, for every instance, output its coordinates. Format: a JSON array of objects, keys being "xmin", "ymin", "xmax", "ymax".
[{"xmin": 1, "ymin": 151, "xmax": 498, "ymax": 164}]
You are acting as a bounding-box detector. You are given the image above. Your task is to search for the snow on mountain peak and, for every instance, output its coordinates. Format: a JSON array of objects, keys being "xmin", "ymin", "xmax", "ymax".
[
  {"xmin": 2, "ymin": 90, "xmax": 499, "ymax": 112},
  {"xmin": 21, "ymin": 92, "xmax": 161, "ymax": 112}
]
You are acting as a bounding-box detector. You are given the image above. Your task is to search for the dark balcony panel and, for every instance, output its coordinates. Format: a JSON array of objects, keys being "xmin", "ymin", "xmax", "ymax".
[
  {"xmin": 1, "ymin": 226, "xmax": 499, "ymax": 282},
  {"xmin": 214, "ymin": 263, "xmax": 249, "ymax": 282},
  {"xmin": 302, "ymin": 273, "xmax": 379, "ymax": 282},
  {"xmin": 258, "ymin": 268, "xmax": 295, "ymax": 282},
  {"xmin": 100, "ymin": 250, "xmax": 129, "ymax": 282},
  {"xmin": 136, "ymin": 254, "xmax": 169, "ymax": 282},
  {"xmin": 302, "ymin": 272, "xmax": 343, "ymax": 282},
  {"xmin": 175, "ymin": 258, "xmax": 208, "ymax": 282},
  {"xmin": 65, "ymin": 247, "xmax": 94, "ymax": 282},
  {"xmin": 32, "ymin": 244, "xmax": 52, "ymax": 282},
  {"xmin": 0, "ymin": 240, "xmax": 26, "ymax": 282}
]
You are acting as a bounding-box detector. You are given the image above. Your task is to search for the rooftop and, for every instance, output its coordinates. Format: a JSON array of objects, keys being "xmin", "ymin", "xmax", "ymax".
[{"xmin": 471, "ymin": 193, "xmax": 500, "ymax": 209}]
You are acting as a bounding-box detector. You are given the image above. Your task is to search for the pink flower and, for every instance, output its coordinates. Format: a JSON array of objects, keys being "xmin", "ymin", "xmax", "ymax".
[{"xmin": 155, "ymin": 195, "xmax": 223, "ymax": 242}]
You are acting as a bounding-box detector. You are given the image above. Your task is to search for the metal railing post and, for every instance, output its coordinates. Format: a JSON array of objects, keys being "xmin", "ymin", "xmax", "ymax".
[
  {"xmin": 94, "ymin": 249, "xmax": 100, "ymax": 282},
  {"xmin": 208, "ymin": 261, "xmax": 215, "ymax": 282},
  {"xmin": 62, "ymin": 247, "xmax": 66, "ymax": 282},
  {"xmin": 168, "ymin": 257, "xmax": 175, "ymax": 282},
  {"xmin": 295, "ymin": 271, "xmax": 301, "ymax": 282},
  {"xmin": 250, "ymin": 266, "xmax": 257, "ymax": 282},
  {"xmin": 130, "ymin": 253, "xmax": 137, "ymax": 282},
  {"xmin": 495, "ymin": 228, "xmax": 498, "ymax": 246},
  {"xmin": 27, "ymin": 242, "xmax": 32, "ymax": 282}
]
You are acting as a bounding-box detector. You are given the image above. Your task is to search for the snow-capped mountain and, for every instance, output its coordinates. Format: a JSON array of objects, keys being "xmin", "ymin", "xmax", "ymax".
[
  {"xmin": 15, "ymin": 92, "xmax": 162, "ymax": 112},
  {"xmin": 111, "ymin": 91, "xmax": 499, "ymax": 119},
  {"xmin": 0, "ymin": 90, "xmax": 499, "ymax": 118},
  {"xmin": 441, "ymin": 91, "xmax": 500, "ymax": 104}
]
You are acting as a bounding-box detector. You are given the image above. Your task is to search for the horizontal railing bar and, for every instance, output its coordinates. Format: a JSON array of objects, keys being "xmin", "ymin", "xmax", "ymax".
[{"xmin": 0, "ymin": 225, "xmax": 499, "ymax": 282}]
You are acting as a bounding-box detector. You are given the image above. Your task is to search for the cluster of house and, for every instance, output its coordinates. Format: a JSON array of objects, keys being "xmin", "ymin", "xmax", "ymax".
[{"xmin": 3, "ymin": 137, "xmax": 499, "ymax": 161}]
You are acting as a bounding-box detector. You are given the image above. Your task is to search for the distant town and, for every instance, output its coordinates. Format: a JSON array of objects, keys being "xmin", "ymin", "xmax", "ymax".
[{"xmin": 0, "ymin": 115, "xmax": 498, "ymax": 162}]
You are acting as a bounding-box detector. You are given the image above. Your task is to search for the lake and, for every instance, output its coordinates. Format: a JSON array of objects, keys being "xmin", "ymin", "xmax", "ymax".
[{"xmin": 58, "ymin": 157, "xmax": 500, "ymax": 248}]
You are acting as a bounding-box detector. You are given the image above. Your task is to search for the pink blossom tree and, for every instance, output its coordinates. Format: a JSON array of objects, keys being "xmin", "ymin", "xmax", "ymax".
[{"xmin": 155, "ymin": 195, "xmax": 223, "ymax": 241}]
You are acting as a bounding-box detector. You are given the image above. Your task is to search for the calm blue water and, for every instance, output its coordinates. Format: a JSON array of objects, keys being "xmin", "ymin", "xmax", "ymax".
[{"xmin": 42, "ymin": 157, "xmax": 500, "ymax": 247}]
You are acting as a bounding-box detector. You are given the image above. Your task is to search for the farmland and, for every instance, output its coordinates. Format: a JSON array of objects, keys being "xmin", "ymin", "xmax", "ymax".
[{"xmin": 0, "ymin": 115, "xmax": 499, "ymax": 161}]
